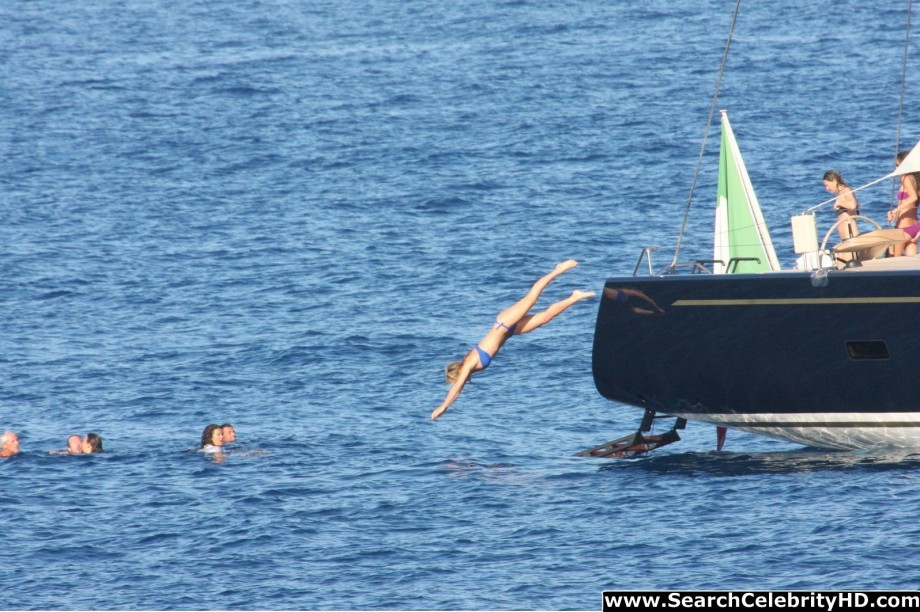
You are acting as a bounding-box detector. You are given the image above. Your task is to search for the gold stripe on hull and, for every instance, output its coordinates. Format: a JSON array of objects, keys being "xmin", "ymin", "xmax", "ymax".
[{"xmin": 672, "ymin": 297, "xmax": 920, "ymax": 307}]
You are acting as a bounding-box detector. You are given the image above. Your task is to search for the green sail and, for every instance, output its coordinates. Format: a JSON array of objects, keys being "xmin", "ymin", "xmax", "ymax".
[{"xmin": 714, "ymin": 111, "xmax": 780, "ymax": 274}]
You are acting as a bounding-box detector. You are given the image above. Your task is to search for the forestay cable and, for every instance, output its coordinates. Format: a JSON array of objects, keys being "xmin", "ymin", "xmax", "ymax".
[
  {"xmin": 891, "ymin": 0, "xmax": 914, "ymax": 212},
  {"xmin": 670, "ymin": 0, "xmax": 743, "ymax": 272}
]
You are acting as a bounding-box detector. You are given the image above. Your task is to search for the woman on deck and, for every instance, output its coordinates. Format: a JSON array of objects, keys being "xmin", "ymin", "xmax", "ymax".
[
  {"xmin": 889, "ymin": 151, "xmax": 919, "ymax": 256},
  {"xmin": 823, "ymin": 170, "xmax": 860, "ymax": 240},
  {"xmin": 431, "ymin": 260, "xmax": 595, "ymax": 420}
]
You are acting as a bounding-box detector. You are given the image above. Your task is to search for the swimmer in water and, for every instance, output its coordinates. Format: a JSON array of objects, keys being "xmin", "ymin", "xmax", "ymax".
[
  {"xmin": 0, "ymin": 431, "xmax": 20, "ymax": 458},
  {"xmin": 51, "ymin": 435, "xmax": 85, "ymax": 455},
  {"xmin": 82, "ymin": 433, "xmax": 103, "ymax": 453},
  {"xmin": 200, "ymin": 424, "xmax": 224, "ymax": 453}
]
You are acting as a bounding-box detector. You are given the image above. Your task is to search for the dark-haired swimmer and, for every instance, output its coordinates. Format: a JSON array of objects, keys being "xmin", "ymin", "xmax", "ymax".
[
  {"xmin": 221, "ymin": 424, "xmax": 236, "ymax": 444},
  {"xmin": 200, "ymin": 424, "xmax": 224, "ymax": 453},
  {"xmin": 432, "ymin": 260, "xmax": 595, "ymax": 420},
  {"xmin": 82, "ymin": 433, "xmax": 103, "ymax": 454},
  {"xmin": 51, "ymin": 435, "xmax": 84, "ymax": 455}
]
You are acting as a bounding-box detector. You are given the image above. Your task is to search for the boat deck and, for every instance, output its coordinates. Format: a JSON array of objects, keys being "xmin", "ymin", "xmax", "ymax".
[{"xmin": 847, "ymin": 256, "xmax": 920, "ymax": 271}]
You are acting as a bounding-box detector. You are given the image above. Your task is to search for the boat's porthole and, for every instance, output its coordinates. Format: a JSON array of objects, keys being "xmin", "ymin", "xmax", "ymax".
[{"xmin": 845, "ymin": 340, "xmax": 890, "ymax": 360}]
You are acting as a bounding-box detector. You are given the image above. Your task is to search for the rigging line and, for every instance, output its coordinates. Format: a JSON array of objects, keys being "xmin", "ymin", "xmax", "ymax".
[
  {"xmin": 715, "ymin": 224, "xmax": 769, "ymax": 236},
  {"xmin": 806, "ymin": 174, "xmax": 892, "ymax": 213},
  {"xmin": 670, "ymin": 0, "xmax": 743, "ymax": 272},
  {"xmin": 891, "ymin": 0, "xmax": 914, "ymax": 213}
]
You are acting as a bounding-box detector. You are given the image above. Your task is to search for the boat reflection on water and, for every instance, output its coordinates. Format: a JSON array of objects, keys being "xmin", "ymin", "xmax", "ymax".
[
  {"xmin": 598, "ymin": 449, "xmax": 920, "ymax": 476},
  {"xmin": 602, "ymin": 287, "xmax": 666, "ymax": 316}
]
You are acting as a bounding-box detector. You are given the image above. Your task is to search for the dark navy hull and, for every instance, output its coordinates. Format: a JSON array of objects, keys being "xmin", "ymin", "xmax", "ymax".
[{"xmin": 592, "ymin": 269, "xmax": 920, "ymax": 449}]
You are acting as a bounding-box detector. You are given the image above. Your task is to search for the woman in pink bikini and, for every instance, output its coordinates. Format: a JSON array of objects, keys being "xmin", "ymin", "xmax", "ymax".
[
  {"xmin": 432, "ymin": 260, "xmax": 595, "ymax": 420},
  {"xmin": 889, "ymin": 151, "xmax": 920, "ymax": 256}
]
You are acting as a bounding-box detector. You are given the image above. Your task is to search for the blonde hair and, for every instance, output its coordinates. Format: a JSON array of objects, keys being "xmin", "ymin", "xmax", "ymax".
[{"xmin": 445, "ymin": 361, "xmax": 463, "ymax": 384}]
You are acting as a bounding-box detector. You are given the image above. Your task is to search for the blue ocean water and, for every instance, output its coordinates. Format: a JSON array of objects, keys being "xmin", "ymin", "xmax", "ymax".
[{"xmin": 3, "ymin": 0, "xmax": 920, "ymax": 609}]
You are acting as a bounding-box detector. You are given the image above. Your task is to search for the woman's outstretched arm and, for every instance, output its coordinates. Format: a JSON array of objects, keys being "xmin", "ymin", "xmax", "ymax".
[{"xmin": 431, "ymin": 357, "xmax": 475, "ymax": 420}]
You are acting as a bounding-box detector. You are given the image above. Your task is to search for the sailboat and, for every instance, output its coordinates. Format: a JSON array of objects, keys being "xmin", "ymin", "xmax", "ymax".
[{"xmin": 587, "ymin": 9, "xmax": 920, "ymax": 453}]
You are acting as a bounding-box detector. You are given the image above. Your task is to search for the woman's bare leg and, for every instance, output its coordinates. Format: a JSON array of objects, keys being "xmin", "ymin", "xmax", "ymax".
[
  {"xmin": 896, "ymin": 217, "xmax": 918, "ymax": 257},
  {"xmin": 836, "ymin": 216, "xmax": 858, "ymax": 262},
  {"xmin": 496, "ymin": 260, "xmax": 578, "ymax": 326},
  {"xmin": 515, "ymin": 289, "xmax": 596, "ymax": 335}
]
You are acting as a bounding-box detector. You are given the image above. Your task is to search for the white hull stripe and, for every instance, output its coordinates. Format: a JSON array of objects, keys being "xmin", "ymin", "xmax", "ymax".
[
  {"xmin": 718, "ymin": 421, "xmax": 920, "ymax": 428},
  {"xmin": 672, "ymin": 412, "xmax": 920, "ymax": 450},
  {"xmin": 678, "ymin": 412, "xmax": 920, "ymax": 426}
]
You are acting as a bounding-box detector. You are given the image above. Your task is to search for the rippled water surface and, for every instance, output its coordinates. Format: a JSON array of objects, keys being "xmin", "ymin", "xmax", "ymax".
[{"xmin": 3, "ymin": 0, "xmax": 920, "ymax": 609}]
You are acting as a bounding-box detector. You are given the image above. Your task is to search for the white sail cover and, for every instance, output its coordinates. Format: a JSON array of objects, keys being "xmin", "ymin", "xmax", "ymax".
[{"xmin": 892, "ymin": 139, "xmax": 920, "ymax": 177}]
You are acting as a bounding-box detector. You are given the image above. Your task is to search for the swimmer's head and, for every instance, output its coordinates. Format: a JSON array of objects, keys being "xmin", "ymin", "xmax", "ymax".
[
  {"xmin": 221, "ymin": 424, "xmax": 236, "ymax": 443},
  {"xmin": 200, "ymin": 424, "xmax": 223, "ymax": 448},
  {"xmin": 67, "ymin": 435, "xmax": 83, "ymax": 454},
  {"xmin": 1, "ymin": 431, "xmax": 19, "ymax": 455},
  {"xmin": 83, "ymin": 433, "xmax": 103, "ymax": 454}
]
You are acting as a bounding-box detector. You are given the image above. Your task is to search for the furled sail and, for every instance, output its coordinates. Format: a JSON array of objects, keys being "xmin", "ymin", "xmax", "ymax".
[
  {"xmin": 713, "ymin": 111, "xmax": 780, "ymax": 274},
  {"xmin": 891, "ymin": 139, "xmax": 920, "ymax": 177}
]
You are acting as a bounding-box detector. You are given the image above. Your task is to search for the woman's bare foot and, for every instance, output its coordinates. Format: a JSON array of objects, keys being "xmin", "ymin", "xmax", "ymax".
[
  {"xmin": 571, "ymin": 289, "xmax": 596, "ymax": 301},
  {"xmin": 555, "ymin": 260, "xmax": 578, "ymax": 274}
]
